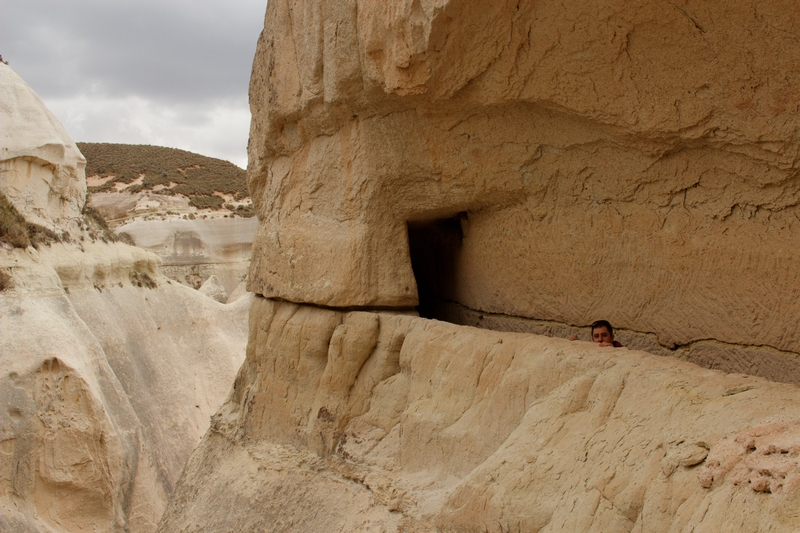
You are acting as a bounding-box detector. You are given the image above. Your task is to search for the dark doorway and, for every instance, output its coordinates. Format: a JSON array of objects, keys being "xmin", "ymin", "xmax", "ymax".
[{"xmin": 407, "ymin": 214, "xmax": 465, "ymax": 319}]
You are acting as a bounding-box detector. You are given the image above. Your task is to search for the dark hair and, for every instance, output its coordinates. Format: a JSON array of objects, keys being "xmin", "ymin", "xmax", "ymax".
[{"xmin": 591, "ymin": 320, "xmax": 613, "ymax": 336}]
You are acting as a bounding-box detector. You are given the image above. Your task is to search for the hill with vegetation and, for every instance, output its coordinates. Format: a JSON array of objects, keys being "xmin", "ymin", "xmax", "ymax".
[{"xmin": 78, "ymin": 143, "xmax": 251, "ymax": 213}]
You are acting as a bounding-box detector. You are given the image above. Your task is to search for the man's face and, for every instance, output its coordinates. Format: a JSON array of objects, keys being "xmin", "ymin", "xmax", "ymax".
[{"xmin": 592, "ymin": 326, "xmax": 613, "ymax": 344}]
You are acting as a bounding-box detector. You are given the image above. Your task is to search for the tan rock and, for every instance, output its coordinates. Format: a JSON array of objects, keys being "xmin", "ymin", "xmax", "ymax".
[
  {"xmin": 434, "ymin": 300, "xmax": 800, "ymax": 387},
  {"xmin": 160, "ymin": 3, "xmax": 800, "ymax": 531},
  {"xmin": 246, "ymin": 0, "xmax": 800, "ymax": 368},
  {"xmin": 158, "ymin": 299, "xmax": 800, "ymax": 532}
]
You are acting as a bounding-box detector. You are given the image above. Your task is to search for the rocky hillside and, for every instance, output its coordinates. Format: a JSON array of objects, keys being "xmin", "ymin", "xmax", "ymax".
[{"xmin": 79, "ymin": 142, "xmax": 253, "ymax": 221}]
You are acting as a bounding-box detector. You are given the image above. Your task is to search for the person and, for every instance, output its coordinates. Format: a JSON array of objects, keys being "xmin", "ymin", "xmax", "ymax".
[{"xmin": 569, "ymin": 320, "xmax": 623, "ymax": 347}]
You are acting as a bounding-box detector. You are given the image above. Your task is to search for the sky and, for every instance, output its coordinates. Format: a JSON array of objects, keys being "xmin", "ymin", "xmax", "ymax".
[{"xmin": 1, "ymin": 0, "xmax": 267, "ymax": 168}]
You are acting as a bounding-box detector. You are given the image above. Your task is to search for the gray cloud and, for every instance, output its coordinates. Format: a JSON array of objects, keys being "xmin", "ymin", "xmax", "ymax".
[{"xmin": 1, "ymin": 0, "xmax": 266, "ymax": 167}]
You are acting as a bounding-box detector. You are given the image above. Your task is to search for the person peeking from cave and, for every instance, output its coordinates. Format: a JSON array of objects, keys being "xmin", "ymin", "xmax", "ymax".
[{"xmin": 569, "ymin": 320, "xmax": 623, "ymax": 347}]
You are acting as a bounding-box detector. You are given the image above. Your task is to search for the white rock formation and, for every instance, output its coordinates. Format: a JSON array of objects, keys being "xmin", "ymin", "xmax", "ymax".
[
  {"xmin": 88, "ymin": 191, "xmax": 191, "ymax": 222},
  {"xmin": 199, "ymin": 274, "xmax": 228, "ymax": 303},
  {"xmin": 0, "ymin": 243, "xmax": 250, "ymax": 533},
  {"xmin": 0, "ymin": 63, "xmax": 86, "ymax": 236},
  {"xmin": 0, "ymin": 63, "xmax": 250, "ymax": 533}
]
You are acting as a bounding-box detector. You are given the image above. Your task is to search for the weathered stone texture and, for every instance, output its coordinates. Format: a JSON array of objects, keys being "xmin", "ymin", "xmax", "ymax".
[
  {"xmin": 247, "ymin": 0, "xmax": 800, "ymax": 362},
  {"xmin": 0, "ymin": 244, "xmax": 251, "ymax": 533},
  {"xmin": 0, "ymin": 63, "xmax": 87, "ymax": 236},
  {"xmin": 159, "ymin": 298, "xmax": 800, "ymax": 532},
  {"xmin": 161, "ymin": 1, "xmax": 800, "ymax": 532}
]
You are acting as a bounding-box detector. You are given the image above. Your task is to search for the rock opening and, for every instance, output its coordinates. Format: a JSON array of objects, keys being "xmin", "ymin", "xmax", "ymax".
[{"xmin": 407, "ymin": 214, "xmax": 464, "ymax": 320}]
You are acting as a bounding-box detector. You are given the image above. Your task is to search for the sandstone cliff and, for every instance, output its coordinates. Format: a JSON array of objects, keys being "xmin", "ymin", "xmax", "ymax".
[
  {"xmin": 0, "ymin": 63, "xmax": 86, "ymax": 238},
  {"xmin": 159, "ymin": 1, "xmax": 800, "ymax": 531},
  {"xmin": 244, "ymin": 0, "xmax": 800, "ymax": 381}
]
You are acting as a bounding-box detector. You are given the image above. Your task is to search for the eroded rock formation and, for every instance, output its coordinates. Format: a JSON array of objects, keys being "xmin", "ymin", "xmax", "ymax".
[
  {"xmin": 160, "ymin": 301, "xmax": 800, "ymax": 532},
  {"xmin": 0, "ymin": 243, "xmax": 250, "ymax": 533},
  {"xmin": 0, "ymin": 63, "xmax": 87, "ymax": 238},
  {"xmin": 116, "ymin": 217, "xmax": 257, "ymax": 295},
  {"xmin": 160, "ymin": 1, "xmax": 800, "ymax": 532},
  {"xmin": 245, "ymin": 0, "xmax": 800, "ymax": 377},
  {"xmin": 0, "ymin": 65, "xmax": 250, "ymax": 533}
]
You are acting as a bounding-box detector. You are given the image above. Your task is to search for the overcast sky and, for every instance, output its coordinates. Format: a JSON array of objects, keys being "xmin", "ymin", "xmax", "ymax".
[{"xmin": 1, "ymin": 0, "xmax": 267, "ymax": 168}]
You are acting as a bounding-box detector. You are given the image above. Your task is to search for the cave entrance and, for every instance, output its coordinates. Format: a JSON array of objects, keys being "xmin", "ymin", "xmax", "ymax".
[{"xmin": 407, "ymin": 214, "xmax": 465, "ymax": 320}]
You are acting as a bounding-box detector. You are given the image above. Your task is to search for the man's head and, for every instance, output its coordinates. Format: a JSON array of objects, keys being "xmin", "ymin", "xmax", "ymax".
[{"xmin": 591, "ymin": 320, "xmax": 614, "ymax": 344}]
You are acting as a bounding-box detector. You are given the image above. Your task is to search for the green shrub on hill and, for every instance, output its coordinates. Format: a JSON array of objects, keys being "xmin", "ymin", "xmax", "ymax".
[
  {"xmin": 188, "ymin": 195, "xmax": 225, "ymax": 210},
  {"xmin": 78, "ymin": 143, "xmax": 247, "ymax": 197}
]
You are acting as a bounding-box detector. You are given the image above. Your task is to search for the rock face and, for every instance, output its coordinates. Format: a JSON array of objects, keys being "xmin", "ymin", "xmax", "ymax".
[
  {"xmin": 199, "ymin": 274, "xmax": 228, "ymax": 303},
  {"xmin": 159, "ymin": 1, "xmax": 800, "ymax": 532},
  {"xmin": 159, "ymin": 300, "xmax": 800, "ymax": 532},
  {"xmin": 245, "ymin": 0, "xmax": 800, "ymax": 375},
  {"xmin": 0, "ymin": 63, "xmax": 86, "ymax": 237}
]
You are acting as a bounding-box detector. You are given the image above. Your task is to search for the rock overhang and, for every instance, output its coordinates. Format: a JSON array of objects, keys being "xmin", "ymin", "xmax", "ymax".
[{"xmin": 247, "ymin": 0, "xmax": 800, "ymax": 354}]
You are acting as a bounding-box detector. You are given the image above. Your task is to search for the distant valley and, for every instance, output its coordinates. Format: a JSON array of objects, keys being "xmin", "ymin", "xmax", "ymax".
[{"xmin": 79, "ymin": 143, "xmax": 257, "ymax": 296}]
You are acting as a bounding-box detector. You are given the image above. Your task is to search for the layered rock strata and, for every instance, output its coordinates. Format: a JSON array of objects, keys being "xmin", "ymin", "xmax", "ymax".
[
  {"xmin": 0, "ymin": 64, "xmax": 250, "ymax": 533},
  {"xmin": 116, "ymin": 217, "xmax": 257, "ymax": 295},
  {"xmin": 246, "ymin": 0, "xmax": 800, "ymax": 379}
]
